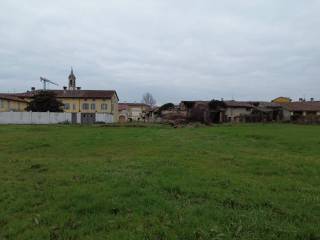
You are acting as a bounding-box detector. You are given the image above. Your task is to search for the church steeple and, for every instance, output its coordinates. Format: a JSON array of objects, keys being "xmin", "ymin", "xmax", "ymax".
[{"xmin": 68, "ymin": 67, "xmax": 76, "ymax": 90}]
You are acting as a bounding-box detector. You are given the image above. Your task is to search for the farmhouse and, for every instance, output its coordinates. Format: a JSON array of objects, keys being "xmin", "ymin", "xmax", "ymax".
[
  {"xmin": 223, "ymin": 101, "xmax": 253, "ymax": 122},
  {"xmin": 118, "ymin": 103, "xmax": 150, "ymax": 122},
  {"xmin": 180, "ymin": 100, "xmax": 254, "ymax": 123},
  {"xmin": 0, "ymin": 94, "xmax": 28, "ymax": 112},
  {"xmin": 0, "ymin": 70, "xmax": 119, "ymax": 124},
  {"xmin": 179, "ymin": 101, "xmax": 211, "ymax": 122},
  {"xmin": 149, "ymin": 104, "xmax": 186, "ymax": 123},
  {"xmin": 281, "ymin": 101, "xmax": 320, "ymax": 122},
  {"xmin": 16, "ymin": 90, "xmax": 119, "ymax": 116},
  {"xmin": 178, "ymin": 100, "xmax": 293, "ymax": 123},
  {"xmin": 247, "ymin": 102, "xmax": 291, "ymax": 122},
  {"xmin": 2, "ymin": 70, "xmax": 119, "ymax": 118}
]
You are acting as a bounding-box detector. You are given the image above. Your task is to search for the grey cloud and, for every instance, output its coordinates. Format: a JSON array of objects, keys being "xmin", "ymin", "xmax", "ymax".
[{"xmin": 0, "ymin": 0, "xmax": 319, "ymax": 104}]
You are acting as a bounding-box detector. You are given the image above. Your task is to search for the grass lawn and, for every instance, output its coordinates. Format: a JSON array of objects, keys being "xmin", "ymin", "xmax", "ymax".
[{"xmin": 0, "ymin": 124, "xmax": 320, "ymax": 239}]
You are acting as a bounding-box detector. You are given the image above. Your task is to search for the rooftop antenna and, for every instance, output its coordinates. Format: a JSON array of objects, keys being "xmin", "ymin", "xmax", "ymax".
[{"xmin": 40, "ymin": 77, "xmax": 59, "ymax": 90}]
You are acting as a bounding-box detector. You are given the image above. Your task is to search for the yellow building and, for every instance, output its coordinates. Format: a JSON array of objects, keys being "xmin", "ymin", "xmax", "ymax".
[
  {"xmin": 16, "ymin": 90, "xmax": 119, "ymax": 120},
  {"xmin": 1, "ymin": 69, "xmax": 119, "ymax": 121},
  {"xmin": 54, "ymin": 90, "xmax": 118, "ymax": 120},
  {"xmin": 0, "ymin": 94, "xmax": 28, "ymax": 112},
  {"xmin": 272, "ymin": 97, "xmax": 292, "ymax": 103}
]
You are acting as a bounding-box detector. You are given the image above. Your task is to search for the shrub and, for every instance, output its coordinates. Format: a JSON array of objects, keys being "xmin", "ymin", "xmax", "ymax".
[{"xmin": 159, "ymin": 103, "xmax": 175, "ymax": 112}]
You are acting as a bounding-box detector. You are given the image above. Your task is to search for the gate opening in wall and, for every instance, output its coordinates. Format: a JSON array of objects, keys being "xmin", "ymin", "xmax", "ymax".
[{"xmin": 81, "ymin": 113, "xmax": 96, "ymax": 124}]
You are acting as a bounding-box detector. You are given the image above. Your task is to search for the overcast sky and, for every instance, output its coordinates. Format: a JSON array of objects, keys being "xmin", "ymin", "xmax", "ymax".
[{"xmin": 0, "ymin": 0, "xmax": 319, "ymax": 104}]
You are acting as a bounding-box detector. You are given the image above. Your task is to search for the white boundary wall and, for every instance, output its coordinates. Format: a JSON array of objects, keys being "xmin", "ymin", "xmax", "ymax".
[
  {"xmin": 0, "ymin": 112, "xmax": 72, "ymax": 124},
  {"xmin": 0, "ymin": 112, "xmax": 114, "ymax": 124},
  {"xmin": 96, "ymin": 113, "xmax": 113, "ymax": 123}
]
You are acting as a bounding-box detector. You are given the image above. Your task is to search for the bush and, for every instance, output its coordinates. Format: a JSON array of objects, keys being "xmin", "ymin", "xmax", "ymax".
[{"xmin": 159, "ymin": 103, "xmax": 175, "ymax": 112}]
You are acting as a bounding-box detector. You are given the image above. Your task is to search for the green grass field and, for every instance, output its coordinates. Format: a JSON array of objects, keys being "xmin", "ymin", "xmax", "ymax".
[{"xmin": 1, "ymin": 124, "xmax": 320, "ymax": 240}]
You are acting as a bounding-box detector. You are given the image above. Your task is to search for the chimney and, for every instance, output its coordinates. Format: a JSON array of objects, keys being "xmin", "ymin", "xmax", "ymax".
[
  {"xmin": 77, "ymin": 87, "xmax": 81, "ymax": 90},
  {"xmin": 31, "ymin": 87, "xmax": 35, "ymax": 91}
]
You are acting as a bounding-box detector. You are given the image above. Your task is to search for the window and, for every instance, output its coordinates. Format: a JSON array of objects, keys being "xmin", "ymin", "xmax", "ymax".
[
  {"xmin": 64, "ymin": 103, "xmax": 70, "ymax": 110},
  {"xmin": 101, "ymin": 104, "xmax": 108, "ymax": 110},
  {"xmin": 82, "ymin": 103, "xmax": 89, "ymax": 110},
  {"xmin": 91, "ymin": 103, "xmax": 96, "ymax": 110},
  {"xmin": 306, "ymin": 111, "xmax": 317, "ymax": 116}
]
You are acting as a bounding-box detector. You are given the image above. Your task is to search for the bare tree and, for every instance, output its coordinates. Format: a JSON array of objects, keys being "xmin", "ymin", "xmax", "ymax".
[{"xmin": 142, "ymin": 92, "xmax": 156, "ymax": 107}]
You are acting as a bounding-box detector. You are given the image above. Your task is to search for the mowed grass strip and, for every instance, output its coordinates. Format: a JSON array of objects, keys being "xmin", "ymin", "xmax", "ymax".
[{"xmin": 0, "ymin": 124, "xmax": 319, "ymax": 240}]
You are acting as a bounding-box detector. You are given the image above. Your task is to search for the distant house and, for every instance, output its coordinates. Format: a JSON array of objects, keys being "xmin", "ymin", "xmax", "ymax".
[
  {"xmin": 0, "ymin": 94, "xmax": 28, "ymax": 112},
  {"xmin": 156, "ymin": 100, "xmax": 320, "ymax": 124},
  {"xmin": 118, "ymin": 103, "xmax": 151, "ymax": 122},
  {"xmin": 248, "ymin": 102, "xmax": 291, "ymax": 122},
  {"xmin": 180, "ymin": 101, "xmax": 209, "ymax": 112},
  {"xmin": 223, "ymin": 101, "xmax": 253, "ymax": 122},
  {"xmin": 150, "ymin": 104, "xmax": 186, "ymax": 123},
  {"xmin": 207, "ymin": 100, "xmax": 256, "ymax": 123},
  {"xmin": 272, "ymin": 97, "xmax": 292, "ymax": 103},
  {"xmin": 118, "ymin": 103, "xmax": 129, "ymax": 122},
  {"xmin": 179, "ymin": 100, "xmax": 290, "ymax": 123},
  {"xmin": 180, "ymin": 100, "xmax": 253, "ymax": 123},
  {"xmin": 281, "ymin": 101, "xmax": 320, "ymax": 122},
  {"xmin": 180, "ymin": 101, "xmax": 211, "ymax": 122}
]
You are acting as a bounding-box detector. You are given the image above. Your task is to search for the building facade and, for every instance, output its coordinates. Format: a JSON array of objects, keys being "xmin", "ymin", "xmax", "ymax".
[
  {"xmin": 223, "ymin": 101, "xmax": 253, "ymax": 122},
  {"xmin": 0, "ymin": 94, "xmax": 28, "ymax": 112},
  {"xmin": 179, "ymin": 100, "xmax": 291, "ymax": 123},
  {"xmin": 118, "ymin": 103, "xmax": 150, "ymax": 122},
  {"xmin": 0, "ymin": 70, "xmax": 119, "ymax": 121},
  {"xmin": 281, "ymin": 101, "xmax": 320, "ymax": 122}
]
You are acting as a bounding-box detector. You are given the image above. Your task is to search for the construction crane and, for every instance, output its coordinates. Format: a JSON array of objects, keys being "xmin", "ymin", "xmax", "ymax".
[{"xmin": 40, "ymin": 77, "xmax": 59, "ymax": 90}]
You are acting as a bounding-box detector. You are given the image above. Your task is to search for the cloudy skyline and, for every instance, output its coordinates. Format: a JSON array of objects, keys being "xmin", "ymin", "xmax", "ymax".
[{"xmin": 0, "ymin": 0, "xmax": 319, "ymax": 104}]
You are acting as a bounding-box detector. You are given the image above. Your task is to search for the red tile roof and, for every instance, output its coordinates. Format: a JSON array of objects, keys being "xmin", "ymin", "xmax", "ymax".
[
  {"xmin": 13, "ymin": 90, "xmax": 119, "ymax": 100},
  {"xmin": 0, "ymin": 94, "xmax": 28, "ymax": 103},
  {"xmin": 181, "ymin": 100, "xmax": 253, "ymax": 109},
  {"xmin": 121, "ymin": 102, "xmax": 150, "ymax": 107},
  {"xmin": 281, "ymin": 101, "xmax": 320, "ymax": 112},
  {"xmin": 223, "ymin": 101, "xmax": 253, "ymax": 108},
  {"xmin": 248, "ymin": 101, "xmax": 282, "ymax": 108},
  {"xmin": 119, "ymin": 103, "xmax": 151, "ymax": 111},
  {"xmin": 181, "ymin": 100, "xmax": 209, "ymax": 104}
]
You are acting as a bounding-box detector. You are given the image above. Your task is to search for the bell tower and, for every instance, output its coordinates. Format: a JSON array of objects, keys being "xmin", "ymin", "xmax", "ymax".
[{"xmin": 68, "ymin": 68, "xmax": 76, "ymax": 90}]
